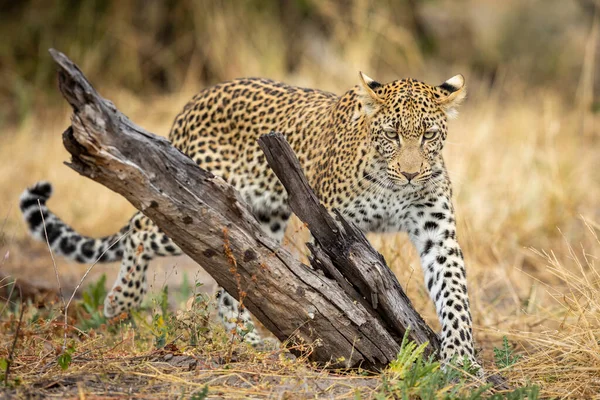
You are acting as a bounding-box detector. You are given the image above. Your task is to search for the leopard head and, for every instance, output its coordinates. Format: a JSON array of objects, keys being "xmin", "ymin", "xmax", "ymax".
[{"xmin": 358, "ymin": 72, "xmax": 466, "ymax": 187}]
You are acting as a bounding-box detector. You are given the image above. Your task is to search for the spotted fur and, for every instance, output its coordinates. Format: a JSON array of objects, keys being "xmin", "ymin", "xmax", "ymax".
[{"xmin": 20, "ymin": 73, "xmax": 477, "ymax": 367}]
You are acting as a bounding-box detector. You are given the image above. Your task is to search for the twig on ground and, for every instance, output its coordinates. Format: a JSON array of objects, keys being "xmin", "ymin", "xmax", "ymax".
[
  {"xmin": 0, "ymin": 276, "xmax": 17, "ymax": 317},
  {"xmin": 38, "ymin": 200, "xmax": 67, "ymax": 351},
  {"xmin": 4, "ymin": 287, "xmax": 24, "ymax": 387}
]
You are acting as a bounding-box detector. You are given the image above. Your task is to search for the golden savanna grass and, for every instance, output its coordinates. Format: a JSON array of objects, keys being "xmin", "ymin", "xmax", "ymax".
[{"xmin": 1, "ymin": 0, "xmax": 599, "ymax": 398}]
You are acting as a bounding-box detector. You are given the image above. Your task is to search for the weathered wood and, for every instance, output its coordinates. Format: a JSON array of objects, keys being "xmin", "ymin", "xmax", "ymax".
[{"xmin": 49, "ymin": 48, "xmax": 441, "ymax": 369}]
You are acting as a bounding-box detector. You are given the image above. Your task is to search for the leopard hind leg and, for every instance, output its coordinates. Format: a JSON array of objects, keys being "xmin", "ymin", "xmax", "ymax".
[{"xmin": 104, "ymin": 213, "xmax": 182, "ymax": 318}]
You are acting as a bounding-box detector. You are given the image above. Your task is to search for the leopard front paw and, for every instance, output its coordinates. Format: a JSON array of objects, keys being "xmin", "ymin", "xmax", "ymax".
[{"xmin": 441, "ymin": 342, "xmax": 484, "ymax": 379}]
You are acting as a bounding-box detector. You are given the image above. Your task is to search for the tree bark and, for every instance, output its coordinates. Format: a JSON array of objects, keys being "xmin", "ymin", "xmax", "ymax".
[{"xmin": 50, "ymin": 48, "xmax": 442, "ymax": 369}]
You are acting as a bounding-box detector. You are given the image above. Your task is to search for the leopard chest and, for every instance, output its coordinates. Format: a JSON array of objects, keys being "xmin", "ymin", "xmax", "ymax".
[{"xmin": 335, "ymin": 186, "xmax": 422, "ymax": 233}]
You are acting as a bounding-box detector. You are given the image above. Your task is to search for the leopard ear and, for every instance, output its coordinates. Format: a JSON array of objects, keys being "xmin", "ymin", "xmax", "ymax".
[
  {"xmin": 436, "ymin": 74, "xmax": 466, "ymax": 119},
  {"xmin": 358, "ymin": 71, "xmax": 383, "ymax": 115}
]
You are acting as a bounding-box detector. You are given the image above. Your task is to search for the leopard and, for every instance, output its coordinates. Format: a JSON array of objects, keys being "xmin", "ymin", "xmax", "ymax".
[{"xmin": 20, "ymin": 72, "xmax": 478, "ymax": 368}]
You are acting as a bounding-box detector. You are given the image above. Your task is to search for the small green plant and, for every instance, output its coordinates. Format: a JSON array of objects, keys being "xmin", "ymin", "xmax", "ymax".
[
  {"xmin": 76, "ymin": 274, "xmax": 108, "ymax": 331},
  {"xmin": 190, "ymin": 385, "xmax": 209, "ymax": 400},
  {"xmin": 57, "ymin": 346, "xmax": 75, "ymax": 371},
  {"xmin": 377, "ymin": 331, "xmax": 538, "ymax": 400},
  {"xmin": 0, "ymin": 356, "xmax": 21, "ymax": 388},
  {"xmin": 151, "ymin": 314, "xmax": 169, "ymax": 348},
  {"xmin": 135, "ymin": 285, "xmax": 176, "ymax": 349},
  {"xmin": 172, "ymin": 282, "xmax": 213, "ymax": 347},
  {"xmin": 159, "ymin": 285, "xmax": 170, "ymax": 318},
  {"xmin": 177, "ymin": 272, "xmax": 193, "ymax": 304},
  {"xmin": 0, "ymin": 357, "xmax": 8, "ymax": 383},
  {"xmin": 494, "ymin": 336, "xmax": 522, "ymax": 369},
  {"xmin": 151, "ymin": 285, "xmax": 172, "ymax": 348},
  {"xmin": 238, "ymin": 320, "xmax": 256, "ymax": 342},
  {"xmin": 187, "ymin": 283, "xmax": 212, "ymax": 347},
  {"xmin": 376, "ymin": 330, "xmax": 477, "ymax": 400}
]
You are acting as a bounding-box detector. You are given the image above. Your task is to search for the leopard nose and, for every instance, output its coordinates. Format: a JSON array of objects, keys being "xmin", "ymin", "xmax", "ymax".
[{"xmin": 401, "ymin": 171, "xmax": 418, "ymax": 181}]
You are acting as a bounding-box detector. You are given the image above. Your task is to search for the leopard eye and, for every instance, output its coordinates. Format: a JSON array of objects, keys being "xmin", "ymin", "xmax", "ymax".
[
  {"xmin": 423, "ymin": 127, "xmax": 439, "ymax": 140},
  {"xmin": 383, "ymin": 127, "xmax": 398, "ymax": 140}
]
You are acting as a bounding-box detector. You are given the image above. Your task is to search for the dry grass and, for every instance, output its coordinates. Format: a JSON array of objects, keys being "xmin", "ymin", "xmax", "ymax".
[
  {"xmin": 1, "ymin": 0, "xmax": 600, "ymax": 398},
  {"xmin": 0, "ymin": 291, "xmax": 380, "ymax": 398}
]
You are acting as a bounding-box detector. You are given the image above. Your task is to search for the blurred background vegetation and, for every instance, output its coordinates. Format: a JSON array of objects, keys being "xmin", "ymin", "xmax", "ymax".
[{"xmin": 0, "ymin": 0, "xmax": 598, "ymax": 126}]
